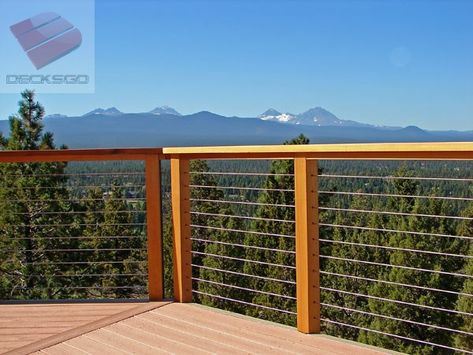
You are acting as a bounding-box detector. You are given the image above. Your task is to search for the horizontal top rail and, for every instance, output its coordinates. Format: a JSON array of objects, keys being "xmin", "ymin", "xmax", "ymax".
[
  {"xmin": 164, "ymin": 142, "xmax": 473, "ymax": 160},
  {"xmin": 0, "ymin": 143, "xmax": 472, "ymax": 162},
  {"xmin": 0, "ymin": 148, "xmax": 164, "ymax": 162}
]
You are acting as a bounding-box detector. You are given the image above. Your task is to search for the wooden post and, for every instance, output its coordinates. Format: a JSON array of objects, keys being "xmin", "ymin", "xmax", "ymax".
[
  {"xmin": 171, "ymin": 157, "xmax": 192, "ymax": 302},
  {"xmin": 145, "ymin": 156, "xmax": 164, "ymax": 301},
  {"xmin": 294, "ymin": 157, "xmax": 320, "ymax": 334}
]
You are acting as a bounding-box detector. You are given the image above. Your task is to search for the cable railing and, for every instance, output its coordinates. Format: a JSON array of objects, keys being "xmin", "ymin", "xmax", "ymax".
[
  {"xmin": 0, "ymin": 148, "xmax": 164, "ymax": 302},
  {"xmin": 186, "ymin": 162, "xmax": 297, "ymax": 325},
  {"xmin": 165, "ymin": 143, "xmax": 473, "ymax": 355},
  {"xmin": 1, "ymin": 143, "xmax": 472, "ymax": 355}
]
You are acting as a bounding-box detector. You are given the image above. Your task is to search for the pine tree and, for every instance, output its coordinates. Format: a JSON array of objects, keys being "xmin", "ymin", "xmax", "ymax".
[
  {"xmin": 365, "ymin": 169, "xmax": 464, "ymax": 354},
  {"xmin": 0, "ymin": 90, "xmax": 75, "ymax": 300},
  {"xmin": 243, "ymin": 134, "xmax": 309, "ymax": 326},
  {"xmin": 453, "ymin": 204, "xmax": 473, "ymax": 351}
]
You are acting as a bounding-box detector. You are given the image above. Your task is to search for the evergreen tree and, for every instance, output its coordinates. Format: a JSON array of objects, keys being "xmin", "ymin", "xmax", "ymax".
[
  {"xmin": 365, "ymin": 169, "xmax": 464, "ymax": 354},
  {"xmin": 243, "ymin": 134, "xmax": 309, "ymax": 325},
  {"xmin": 0, "ymin": 90, "xmax": 75, "ymax": 300},
  {"xmin": 453, "ymin": 205, "xmax": 473, "ymax": 351}
]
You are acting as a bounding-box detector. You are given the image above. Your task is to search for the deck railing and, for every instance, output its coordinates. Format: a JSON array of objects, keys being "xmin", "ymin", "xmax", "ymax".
[
  {"xmin": 1, "ymin": 142, "xmax": 472, "ymax": 354},
  {"xmin": 0, "ymin": 149, "xmax": 164, "ymax": 301}
]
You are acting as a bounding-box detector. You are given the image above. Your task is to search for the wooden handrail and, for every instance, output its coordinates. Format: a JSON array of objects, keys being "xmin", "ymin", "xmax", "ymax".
[
  {"xmin": 0, "ymin": 148, "xmax": 164, "ymax": 162},
  {"xmin": 164, "ymin": 142, "xmax": 473, "ymax": 160}
]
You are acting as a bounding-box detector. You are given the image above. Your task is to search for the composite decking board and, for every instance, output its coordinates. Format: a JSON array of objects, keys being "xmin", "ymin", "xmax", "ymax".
[
  {"xmin": 157, "ymin": 304, "xmax": 379, "ymax": 355},
  {"xmin": 160, "ymin": 303, "xmax": 386, "ymax": 355},
  {"xmin": 151, "ymin": 304, "xmax": 325, "ymax": 354},
  {"xmin": 0, "ymin": 302, "xmax": 168, "ymax": 355},
  {"xmin": 125, "ymin": 314, "xmax": 249, "ymax": 354},
  {"xmin": 4, "ymin": 302, "xmax": 390, "ymax": 355},
  {"xmin": 120, "ymin": 315, "xmax": 234, "ymax": 354},
  {"xmin": 139, "ymin": 310, "xmax": 298, "ymax": 354}
]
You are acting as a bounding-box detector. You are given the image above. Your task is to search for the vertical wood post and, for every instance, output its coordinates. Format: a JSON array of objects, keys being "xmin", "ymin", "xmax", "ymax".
[
  {"xmin": 294, "ymin": 157, "xmax": 320, "ymax": 334},
  {"xmin": 145, "ymin": 155, "xmax": 164, "ymax": 301},
  {"xmin": 171, "ymin": 157, "xmax": 192, "ymax": 302}
]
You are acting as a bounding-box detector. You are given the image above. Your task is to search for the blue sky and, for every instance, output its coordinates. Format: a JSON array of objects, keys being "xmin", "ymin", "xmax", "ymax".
[{"xmin": 0, "ymin": 0, "xmax": 472, "ymax": 130}]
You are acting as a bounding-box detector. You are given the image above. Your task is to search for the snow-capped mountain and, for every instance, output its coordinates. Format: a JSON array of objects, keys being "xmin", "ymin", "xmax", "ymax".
[
  {"xmin": 259, "ymin": 107, "xmax": 373, "ymax": 127},
  {"xmin": 83, "ymin": 107, "xmax": 123, "ymax": 117},
  {"xmin": 259, "ymin": 109, "xmax": 296, "ymax": 123},
  {"xmin": 149, "ymin": 106, "xmax": 181, "ymax": 116}
]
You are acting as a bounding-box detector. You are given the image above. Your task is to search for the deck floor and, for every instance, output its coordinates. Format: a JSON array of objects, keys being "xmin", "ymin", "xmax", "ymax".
[{"xmin": 1, "ymin": 302, "xmax": 387, "ymax": 354}]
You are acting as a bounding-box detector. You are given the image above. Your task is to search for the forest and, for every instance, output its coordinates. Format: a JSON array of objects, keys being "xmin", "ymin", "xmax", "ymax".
[{"xmin": 0, "ymin": 91, "xmax": 472, "ymax": 354}]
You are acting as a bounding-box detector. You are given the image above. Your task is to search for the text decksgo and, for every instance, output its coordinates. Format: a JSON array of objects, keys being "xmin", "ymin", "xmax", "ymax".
[{"xmin": 6, "ymin": 74, "xmax": 89, "ymax": 84}]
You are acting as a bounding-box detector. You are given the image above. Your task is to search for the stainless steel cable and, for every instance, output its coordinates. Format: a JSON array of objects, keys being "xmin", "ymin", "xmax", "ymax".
[
  {"xmin": 321, "ymin": 287, "xmax": 473, "ymax": 316},
  {"xmin": 191, "ymin": 237, "xmax": 295, "ymax": 254},
  {"xmin": 319, "ymin": 174, "xmax": 473, "ymax": 183},
  {"xmin": 192, "ymin": 277, "xmax": 296, "ymax": 300},
  {"xmin": 192, "ymin": 251, "xmax": 296, "ymax": 269},
  {"xmin": 192, "ymin": 290, "xmax": 297, "ymax": 315},
  {"xmin": 191, "ymin": 198, "xmax": 295, "ymax": 209},
  {"xmin": 321, "ymin": 319, "xmax": 472, "ymax": 354},
  {"xmin": 190, "ymin": 185, "xmax": 294, "ymax": 193},
  {"xmin": 321, "ymin": 303, "xmax": 473, "ymax": 336},
  {"xmin": 319, "ymin": 207, "xmax": 473, "ymax": 221},
  {"xmin": 319, "ymin": 190, "xmax": 473, "ymax": 202},
  {"xmin": 320, "ymin": 271, "xmax": 473, "ymax": 298},
  {"xmin": 320, "ymin": 239, "xmax": 472, "ymax": 259},
  {"xmin": 192, "ymin": 264, "xmax": 296, "ymax": 285},
  {"xmin": 190, "ymin": 172, "xmax": 294, "ymax": 177},
  {"xmin": 13, "ymin": 210, "xmax": 145, "ymax": 216},
  {"xmin": 191, "ymin": 211, "xmax": 295, "ymax": 224},
  {"xmin": 320, "ymin": 255, "xmax": 472, "ymax": 278},
  {"xmin": 319, "ymin": 223, "xmax": 473, "ymax": 241},
  {"xmin": 191, "ymin": 224, "xmax": 295, "ymax": 239},
  {"xmin": 15, "ymin": 248, "xmax": 146, "ymax": 253}
]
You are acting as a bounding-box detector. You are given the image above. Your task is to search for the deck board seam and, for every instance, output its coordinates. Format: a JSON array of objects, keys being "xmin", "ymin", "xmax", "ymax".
[{"xmin": 3, "ymin": 301, "xmax": 171, "ymax": 355}]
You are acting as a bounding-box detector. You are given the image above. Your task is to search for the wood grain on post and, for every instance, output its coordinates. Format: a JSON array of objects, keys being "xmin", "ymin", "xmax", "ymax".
[
  {"xmin": 145, "ymin": 156, "xmax": 164, "ymax": 301},
  {"xmin": 171, "ymin": 158, "xmax": 192, "ymax": 302},
  {"xmin": 294, "ymin": 158, "xmax": 320, "ymax": 334}
]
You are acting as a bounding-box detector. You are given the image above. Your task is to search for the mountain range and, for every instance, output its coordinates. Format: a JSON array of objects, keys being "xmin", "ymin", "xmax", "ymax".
[{"xmin": 0, "ymin": 106, "xmax": 471, "ymax": 148}]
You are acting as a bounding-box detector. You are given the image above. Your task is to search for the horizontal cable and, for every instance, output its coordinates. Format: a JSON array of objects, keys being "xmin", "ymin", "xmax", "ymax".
[
  {"xmin": 319, "ymin": 190, "xmax": 473, "ymax": 202},
  {"xmin": 191, "ymin": 237, "xmax": 295, "ymax": 254},
  {"xmin": 320, "ymin": 207, "xmax": 473, "ymax": 221},
  {"xmin": 191, "ymin": 224, "xmax": 295, "ymax": 239},
  {"xmin": 5, "ymin": 223, "xmax": 146, "ymax": 228},
  {"xmin": 192, "ymin": 277, "xmax": 296, "ymax": 300},
  {"xmin": 10, "ymin": 235, "xmax": 144, "ymax": 240},
  {"xmin": 320, "ymin": 271, "xmax": 473, "ymax": 298},
  {"xmin": 321, "ymin": 287, "xmax": 473, "ymax": 316},
  {"xmin": 320, "ymin": 239, "xmax": 472, "ymax": 259},
  {"xmin": 13, "ymin": 210, "xmax": 145, "ymax": 216},
  {"xmin": 22, "ymin": 261, "xmax": 146, "ymax": 265},
  {"xmin": 191, "ymin": 198, "xmax": 295, "ymax": 209},
  {"xmin": 192, "ymin": 264, "xmax": 296, "ymax": 285},
  {"xmin": 24, "ymin": 273, "xmax": 147, "ymax": 278},
  {"xmin": 14, "ymin": 248, "xmax": 146, "ymax": 253},
  {"xmin": 191, "ymin": 211, "xmax": 295, "ymax": 224},
  {"xmin": 320, "ymin": 223, "xmax": 473, "ymax": 241},
  {"xmin": 5, "ymin": 285, "xmax": 147, "ymax": 291},
  {"xmin": 321, "ymin": 319, "xmax": 472, "ymax": 354},
  {"xmin": 1, "ymin": 172, "xmax": 144, "ymax": 178},
  {"xmin": 192, "ymin": 290, "xmax": 296, "ymax": 315},
  {"xmin": 190, "ymin": 185, "xmax": 294, "ymax": 193},
  {"xmin": 190, "ymin": 171, "xmax": 294, "ymax": 177},
  {"xmin": 6, "ymin": 198, "xmax": 145, "ymax": 204},
  {"xmin": 10, "ymin": 185, "xmax": 145, "ymax": 190},
  {"xmin": 192, "ymin": 251, "xmax": 296, "ymax": 269},
  {"xmin": 319, "ymin": 174, "xmax": 473, "ymax": 183},
  {"xmin": 321, "ymin": 303, "xmax": 473, "ymax": 337},
  {"xmin": 320, "ymin": 255, "xmax": 472, "ymax": 278}
]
